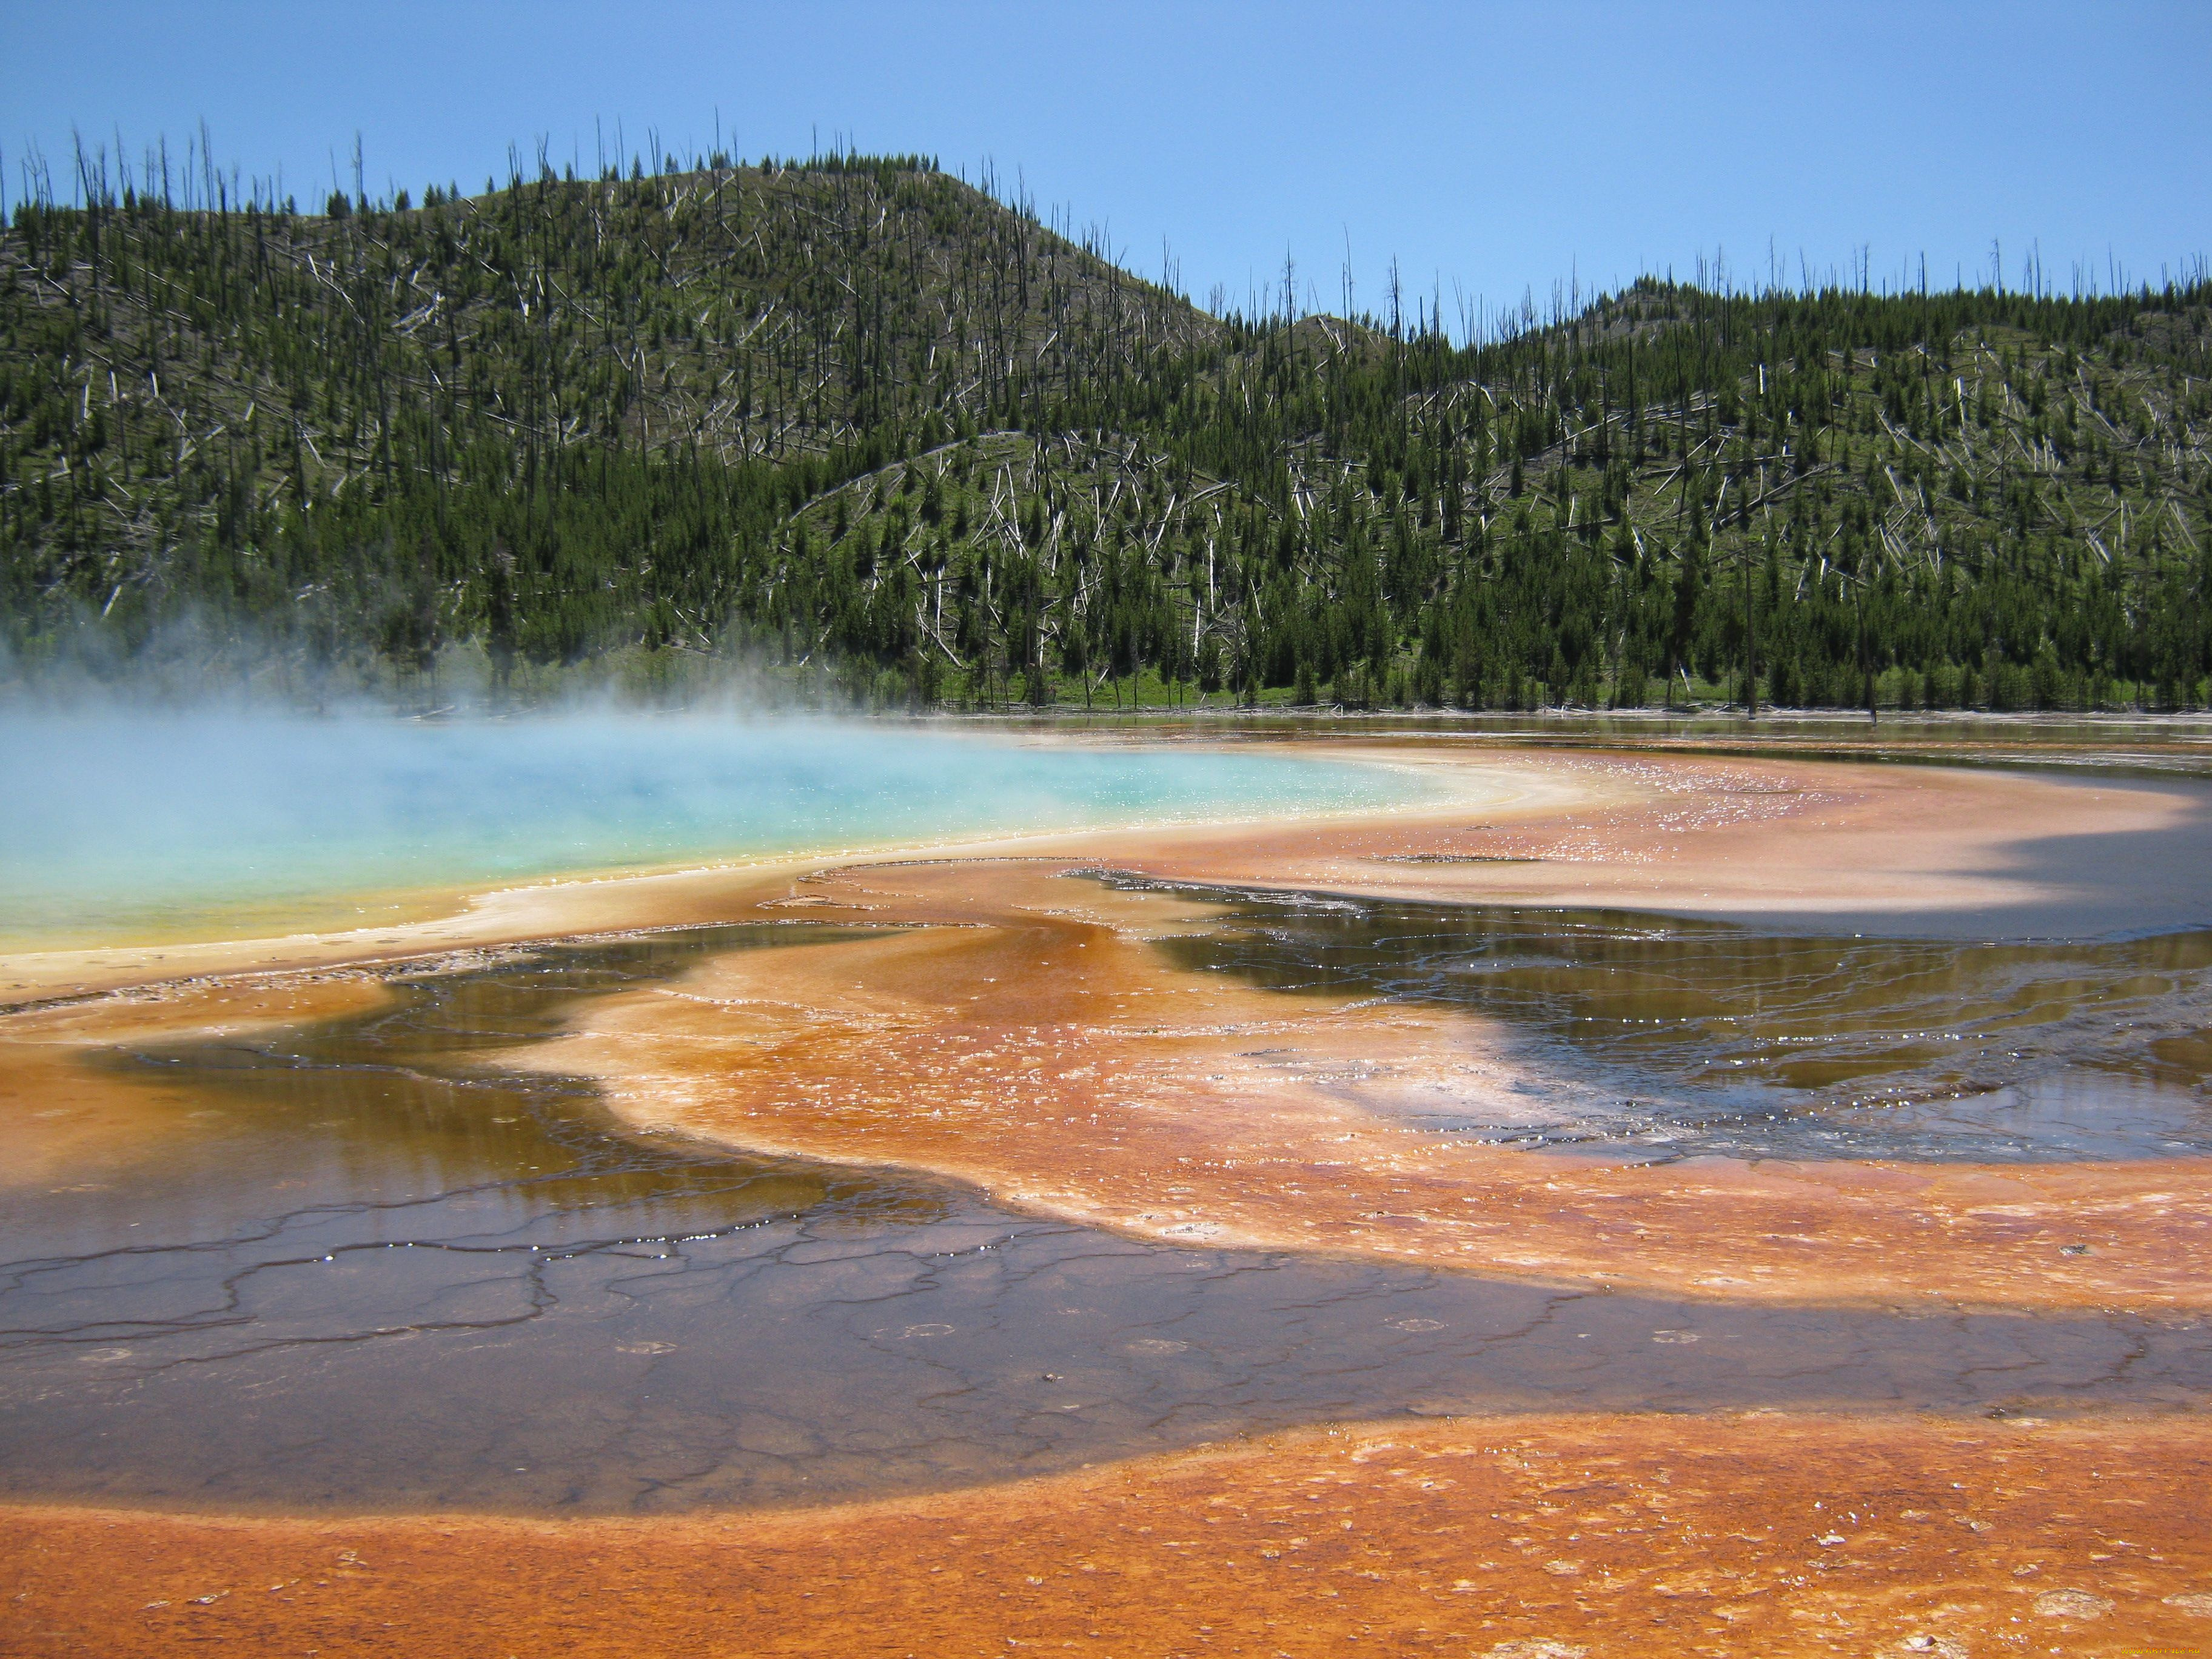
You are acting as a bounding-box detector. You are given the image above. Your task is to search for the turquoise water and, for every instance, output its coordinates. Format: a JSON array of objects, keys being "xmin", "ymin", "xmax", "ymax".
[{"xmin": 0, "ymin": 711, "xmax": 1427, "ymax": 947}]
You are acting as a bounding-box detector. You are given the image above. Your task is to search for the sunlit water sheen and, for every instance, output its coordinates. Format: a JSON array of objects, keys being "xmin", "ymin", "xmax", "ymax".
[
  {"xmin": 4, "ymin": 927, "xmax": 2206, "ymax": 1517},
  {"xmin": 1134, "ymin": 880, "xmax": 2212, "ymax": 1161},
  {"xmin": 0, "ymin": 712, "xmax": 1429, "ymax": 947}
]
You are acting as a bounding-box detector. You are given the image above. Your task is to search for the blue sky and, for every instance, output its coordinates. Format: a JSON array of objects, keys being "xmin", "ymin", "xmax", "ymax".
[{"xmin": 5, "ymin": 1, "xmax": 2206, "ymax": 330}]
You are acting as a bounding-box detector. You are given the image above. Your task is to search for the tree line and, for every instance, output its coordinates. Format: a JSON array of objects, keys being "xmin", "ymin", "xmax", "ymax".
[{"xmin": 2, "ymin": 142, "xmax": 2208, "ymax": 711}]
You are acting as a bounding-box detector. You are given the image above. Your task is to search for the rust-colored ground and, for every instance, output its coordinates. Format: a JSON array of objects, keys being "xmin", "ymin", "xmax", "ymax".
[
  {"xmin": 7, "ymin": 742, "xmax": 2212, "ymax": 1655},
  {"xmin": 0, "ymin": 976, "xmax": 390, "ymax": 1188},
  {"xmin": 537, "ymin": 814, "xmax": 2212, "ymax": 1314},
  {"xmin": 8, "ymin": 1412, "xmax": 2212, "ymax": 1657}
]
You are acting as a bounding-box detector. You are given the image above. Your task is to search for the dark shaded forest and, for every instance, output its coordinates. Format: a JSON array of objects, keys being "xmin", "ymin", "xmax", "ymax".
[{"xmin": 4, "ymin": 141, "xmax": 2209, "ymax": 711}]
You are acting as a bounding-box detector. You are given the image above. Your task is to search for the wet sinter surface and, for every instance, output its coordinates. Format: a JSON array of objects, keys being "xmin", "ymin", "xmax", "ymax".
[
  {"xmin": 1135, "ymin": 879, "xmax": 2212, "ymax": 1164},
  {"xmin": 2, "ymin": 924, "xmax": 2211, "ymax": 1517}
]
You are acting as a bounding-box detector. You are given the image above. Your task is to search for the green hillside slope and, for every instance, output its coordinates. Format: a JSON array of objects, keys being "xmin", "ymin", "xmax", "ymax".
[{"xmin": 2, "ymin": 152, "xmax": 2207, "ymax": 710}]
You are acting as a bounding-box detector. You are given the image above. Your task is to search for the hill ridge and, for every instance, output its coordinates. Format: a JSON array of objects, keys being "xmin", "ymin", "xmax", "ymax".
[{"xmin": 1, "ymin": 153, "xmax": 2207, "ymax": 711}]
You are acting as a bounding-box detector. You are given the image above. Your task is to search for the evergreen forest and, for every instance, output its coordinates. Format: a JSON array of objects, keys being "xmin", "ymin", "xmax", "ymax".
[{"xmin": 4, "ymin": 141, "xmax": 2210, "ymax": 712}]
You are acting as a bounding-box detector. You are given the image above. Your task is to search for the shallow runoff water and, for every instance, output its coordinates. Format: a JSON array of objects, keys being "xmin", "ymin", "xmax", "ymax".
[{"xmin": 0, "ymin": 709, "xmax": 1432, "ymax": 947}]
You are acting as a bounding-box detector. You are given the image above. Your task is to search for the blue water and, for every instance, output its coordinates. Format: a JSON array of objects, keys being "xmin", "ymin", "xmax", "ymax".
[{"xmin": 0, "ymin": 711, "xmax": 1428, "ymax": 947}]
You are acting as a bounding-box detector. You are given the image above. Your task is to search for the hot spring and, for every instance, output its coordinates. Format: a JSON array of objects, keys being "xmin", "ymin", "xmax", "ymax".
[{"xmin": 0, "ymin": 709, "xmax": 1438, "ymax": 947}]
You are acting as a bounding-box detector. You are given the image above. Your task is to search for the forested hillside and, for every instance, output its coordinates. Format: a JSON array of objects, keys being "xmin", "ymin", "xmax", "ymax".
[{"xmin": 4, "ymin": 146, "xmax": 2209, "ymax": 711}]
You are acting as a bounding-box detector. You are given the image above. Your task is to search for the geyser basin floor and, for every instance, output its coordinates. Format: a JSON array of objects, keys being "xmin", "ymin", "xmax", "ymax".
[
  {"xmin": 4, "ymin": 928, "xmax": 2208, "ymax": 1520},
  {"xmin": 15, "ymin": 1412, "xmax": 2212, "ymax": 1659},
  {"xmin": 537, "ymin": 854, "xmax": 2212, "ymax": 1312},
  {"xmin": 8, "ymin": 731, "xmax": 2212, "ymax": 1656}
]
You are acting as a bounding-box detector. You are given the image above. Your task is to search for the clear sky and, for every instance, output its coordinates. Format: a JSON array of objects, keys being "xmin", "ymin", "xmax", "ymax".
[{"xmin": 5, "ymin": 1, "xmax": 2206, "ymax": 332}]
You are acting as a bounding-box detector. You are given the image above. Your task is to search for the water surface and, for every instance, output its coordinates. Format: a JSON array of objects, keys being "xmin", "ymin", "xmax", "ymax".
[
  {"xmin": 1138, "ymin": 880, "xmax": 2212, "ymax": 1162},
  {"xmin": 0, "ymin": 711, "xmax": 1431, "ymax": 947}
]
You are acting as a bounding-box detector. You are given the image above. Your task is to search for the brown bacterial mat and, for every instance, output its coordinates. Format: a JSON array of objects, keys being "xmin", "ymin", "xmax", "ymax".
[{"xmin": 10, "ymin": 1412, "xmax": 2212, "ymax": 1657}]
